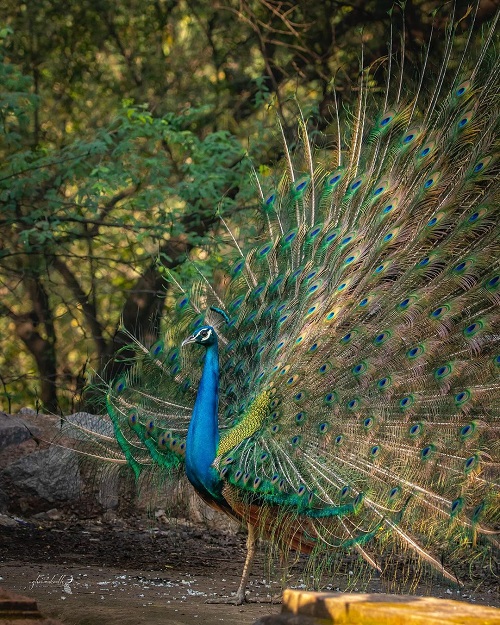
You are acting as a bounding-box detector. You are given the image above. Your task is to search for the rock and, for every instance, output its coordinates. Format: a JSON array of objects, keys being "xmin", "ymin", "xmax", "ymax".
[
  {"xmin": 0, "ymin": 412, "xmax": 40, "ymax": 451},
  {"xmin": 32, "ymin": 508, "xmax": 62, "ymax": 521},
  {"xmin": 155, "ymin": 509, "xmax": 169, "ymax": 524},
  {"xmin": 62, "ymin": 412, "xmax": 113, "ymax": 439},
  {"xmin": 97, "ymin": 466, "xmax": 120, "ymax": 510},
  {"xmin": 0, "ymin": 487, "xmax": 8, "ymax": 513},
  {"xmin": 1, "ymin": 447, "xmax": 82, "ymax": 503},
  {"xmin": 18, "ymin": 407, "xmax": 38, "ymax": 417},
  {"xmin": 102, "ymin": 510, "xmax": 117, "ymax": 524},
  {"xmin": 0, "ymin": 514, "xmax": 18, "ymax": 527}
]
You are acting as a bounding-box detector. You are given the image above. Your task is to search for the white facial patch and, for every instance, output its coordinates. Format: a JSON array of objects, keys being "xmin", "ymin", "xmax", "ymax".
[{"xmin": 196, "ymin": 328, "xmax": 213, "ymax": 342}]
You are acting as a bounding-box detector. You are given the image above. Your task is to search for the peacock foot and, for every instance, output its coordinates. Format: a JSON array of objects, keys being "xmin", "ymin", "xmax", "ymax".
[
  {"xmin": 206, "ymin": 592, "xmax": 282, "ymax": 605},
  {"xmin": 205, "ymin": 591, "xmax": 247, "ymax": 605},
  {"xmin": 246, "ymin": 593, "xmax": 282, "ymax": 604}
]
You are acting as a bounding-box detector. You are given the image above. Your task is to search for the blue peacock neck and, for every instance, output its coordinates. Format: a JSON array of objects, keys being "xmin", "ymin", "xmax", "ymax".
[{"xmin": 185, "ymin": 339, "xmax": 223, "ymax": 501}]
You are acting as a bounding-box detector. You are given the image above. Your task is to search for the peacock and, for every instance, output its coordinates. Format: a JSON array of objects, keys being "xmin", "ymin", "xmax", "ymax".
[{"xmin": 72, "ymin": 6, "xmax": 499, "ymax": 605}]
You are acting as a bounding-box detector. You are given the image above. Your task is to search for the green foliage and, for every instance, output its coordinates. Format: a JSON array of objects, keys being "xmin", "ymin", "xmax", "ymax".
[
  {"xmin": 0, "ymin": 26, "xmax": 36, "ymax": 151},
  {"xmin": 0, "ymin": 0, "xmax": 493, "ymax": 410},
  {"xmin": 0, "ymin": 28, "xmax": 250, "ymax": 411}
]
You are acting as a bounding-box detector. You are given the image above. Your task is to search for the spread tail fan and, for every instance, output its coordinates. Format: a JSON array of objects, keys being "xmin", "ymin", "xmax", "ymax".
[{"xmin": 81, "ymin": 6, "xmax": 499, "ymax": 598}]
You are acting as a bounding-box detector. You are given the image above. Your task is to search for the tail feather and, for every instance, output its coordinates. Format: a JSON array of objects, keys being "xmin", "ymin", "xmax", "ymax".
[{"xmin": 83, "ymin": 7, "xmax": 499, "ymax": 588}]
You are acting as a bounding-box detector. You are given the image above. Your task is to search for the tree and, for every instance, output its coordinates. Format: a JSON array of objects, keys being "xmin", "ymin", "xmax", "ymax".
[
  {"xmin": 0, "ymin": 33, "xmax": 248, "ymax": 410},
  {"xmin": 0, "ymin": 1, "xmax": 493, "ymax": 411}
]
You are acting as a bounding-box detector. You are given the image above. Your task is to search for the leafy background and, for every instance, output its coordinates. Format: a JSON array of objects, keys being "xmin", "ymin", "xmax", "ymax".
[{"xmin": 0, "ymin": 0, "xmax": 493, "ymax": 413}]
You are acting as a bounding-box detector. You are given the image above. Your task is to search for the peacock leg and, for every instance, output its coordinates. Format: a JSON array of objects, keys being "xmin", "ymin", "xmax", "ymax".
[{"xmin": 206, "ymin": 523, "xmax": 255, "ymax": 605}]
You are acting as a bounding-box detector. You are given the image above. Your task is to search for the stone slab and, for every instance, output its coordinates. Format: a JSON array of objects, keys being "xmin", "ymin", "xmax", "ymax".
[{"xmin": 0, "ymin": 413, "xmax": 40, "ymax": 451}]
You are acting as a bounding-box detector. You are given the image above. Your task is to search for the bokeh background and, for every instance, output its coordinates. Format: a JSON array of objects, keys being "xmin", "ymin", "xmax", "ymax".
[{"xmin": 0, "ymin": 0, "xmax": 495, "ymax": 413}]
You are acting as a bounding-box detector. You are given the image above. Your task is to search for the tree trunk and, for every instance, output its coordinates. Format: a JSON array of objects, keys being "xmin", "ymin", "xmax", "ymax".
[
  {"xmin": 97, "ymin": 208, "xmax": 229, "ymax": 390},
  {"xmin": 0, "ymin": 276, "xmax": 59, "ymax": 413}
]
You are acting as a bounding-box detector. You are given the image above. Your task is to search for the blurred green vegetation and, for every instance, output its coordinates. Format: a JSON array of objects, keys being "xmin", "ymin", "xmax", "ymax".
[{"xmin": 0, "ymin": 1, "xmax": 494, "ymax": 412}]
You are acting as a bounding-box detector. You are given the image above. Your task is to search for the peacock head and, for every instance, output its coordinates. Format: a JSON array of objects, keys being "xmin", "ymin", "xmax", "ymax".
[{"xmin": 181, "ymin": 325, "xmax": 217, "ymax": 347}]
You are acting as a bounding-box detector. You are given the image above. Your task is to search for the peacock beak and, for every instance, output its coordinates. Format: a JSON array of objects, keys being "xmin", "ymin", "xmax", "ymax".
[{"xmin": 181, "ymin": 335, "xmax": 196, "ymax": 347}]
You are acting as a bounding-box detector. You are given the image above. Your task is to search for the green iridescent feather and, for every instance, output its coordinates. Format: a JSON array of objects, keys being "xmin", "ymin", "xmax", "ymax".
[{"xmin": 70, "ymin": 8, "xmax": 499, "ymax": 593}]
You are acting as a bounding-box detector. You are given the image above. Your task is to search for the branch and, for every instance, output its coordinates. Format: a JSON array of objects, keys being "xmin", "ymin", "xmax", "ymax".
[
  {"xmin": 50, "ymin": 256, "xmax": 108, "ymax": 362},
  {"xmin": 90, "ymin": 184, "xmax": 140, "ymax": 236}
]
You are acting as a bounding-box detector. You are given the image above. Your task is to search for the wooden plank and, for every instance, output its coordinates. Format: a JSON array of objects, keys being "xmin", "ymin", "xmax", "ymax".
[
  {"xmin": 279, "ymin": 590, "xmax": 500, "ymax": 625},
  {"xmin": 0, "ymin": 587, "xmax": 39, "ymax": 616},
  {"xmin": 0, "ymin": 587, "xmax": 65, "ymax": 624}
]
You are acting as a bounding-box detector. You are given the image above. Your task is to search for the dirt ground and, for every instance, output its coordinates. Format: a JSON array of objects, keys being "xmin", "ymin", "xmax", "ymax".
[
  {"xmin": 0, "ymin": 519, "xmax": 280, "ymax": 625},
  {"xmin": 0, "ymin": 518, "xmax": 498, "ymax": 625}
]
